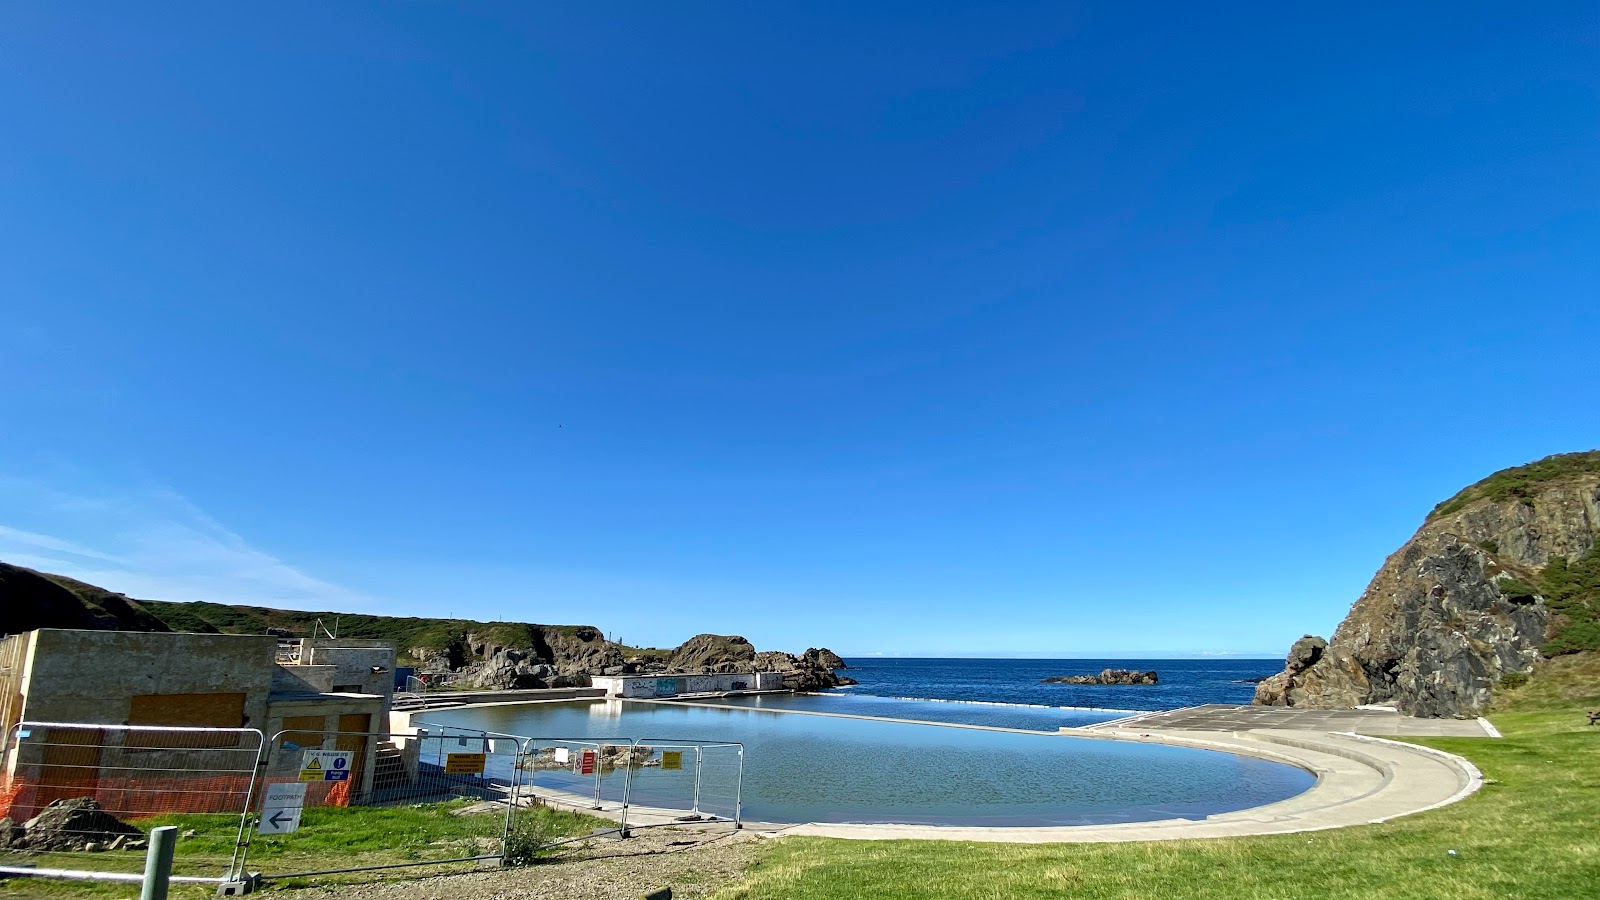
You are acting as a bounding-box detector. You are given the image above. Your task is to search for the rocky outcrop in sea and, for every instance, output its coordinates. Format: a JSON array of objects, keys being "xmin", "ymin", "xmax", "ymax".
[{"xmin": 1042, "ymin": 668, "xmax": 1158, "ymax": 685}]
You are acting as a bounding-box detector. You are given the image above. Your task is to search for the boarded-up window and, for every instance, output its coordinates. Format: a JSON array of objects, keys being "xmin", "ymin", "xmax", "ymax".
[
  {"xmin": 127, "ymin": 693, "xmax": 247, "ymax": 748},
  {"xmin": 279, "ymin": 715, "xmax": 326, "ymax": 750}
]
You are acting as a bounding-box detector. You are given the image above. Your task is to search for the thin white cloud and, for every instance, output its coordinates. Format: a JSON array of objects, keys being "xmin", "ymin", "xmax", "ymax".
[{"xmin": 0, "ymin": 479, "xmax": 373, "ymax": 610}]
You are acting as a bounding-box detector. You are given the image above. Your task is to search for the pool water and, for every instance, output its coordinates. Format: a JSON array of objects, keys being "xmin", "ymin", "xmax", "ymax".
[{"xmin": 421, "ymin": 699, "xmax": 1313, "ymax": 827}]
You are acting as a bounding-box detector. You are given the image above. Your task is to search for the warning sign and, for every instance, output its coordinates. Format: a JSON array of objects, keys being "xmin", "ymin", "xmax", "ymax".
[
  {"xmin": 445, "ymin": 752, "xmax": 486, "ymax": 775},
  {"xmin": 578, "ymin": 748, "xmax": 596, "ymax": 775},
  {"xmin": 661, "ymin": 751, "xmax": 683, "ymax": 771},
  {"xmin": 300, "ymin": 749, "xmax": 353, "ymax": 782}
]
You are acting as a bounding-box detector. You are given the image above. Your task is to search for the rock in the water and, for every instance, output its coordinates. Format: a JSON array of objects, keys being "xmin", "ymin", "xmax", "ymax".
[
  {"xmin": 16, "ymin": 798, "xmax": 142, "ymax": 851},
  {"xmin": 808, "ymin": 648, "xmax": 847, "ymax": 670},
  {"xmin": 1043, "ymin": 668, "xmax": 1158, "ymax": 685},
  {"xmin": 747, "ymin": 647, "xmax": 852, "ymax": 691},
  {"xmin": 1255, "ymin": 452, "xmax": 1600, "ymax": 717}
]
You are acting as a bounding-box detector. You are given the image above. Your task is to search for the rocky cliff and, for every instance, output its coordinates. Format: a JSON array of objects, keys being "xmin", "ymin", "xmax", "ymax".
[{"xmin": 1255, "ymin": 452, "xmax": 1600, "ymax": 717}]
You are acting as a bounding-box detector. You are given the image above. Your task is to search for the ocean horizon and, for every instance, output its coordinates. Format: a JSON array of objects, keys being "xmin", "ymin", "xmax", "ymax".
[{"xmin": 708, "ymin": 656, "xmax": 1282, "ymax": 732}]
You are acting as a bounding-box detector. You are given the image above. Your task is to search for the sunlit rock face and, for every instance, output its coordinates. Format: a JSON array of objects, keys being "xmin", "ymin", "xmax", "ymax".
[{"xmin": 1256, "ymin": 455, "xmax": 1599, "ymax": 718}]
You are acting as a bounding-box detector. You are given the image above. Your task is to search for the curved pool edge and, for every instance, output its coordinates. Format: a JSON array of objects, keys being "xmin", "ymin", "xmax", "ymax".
[
  {"xmin": 767, "ymin": 728, "xmax": 1482, "ymax": 843},
  {"xmin": 399, "ymin": 697, "xmax": 1483, "ymax": 842}
]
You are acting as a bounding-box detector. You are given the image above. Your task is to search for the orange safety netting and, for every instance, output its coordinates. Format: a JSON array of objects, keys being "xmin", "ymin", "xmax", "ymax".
[{"xmin": 0, "ymin": 773, "xmax": 254, "ymax": 822}]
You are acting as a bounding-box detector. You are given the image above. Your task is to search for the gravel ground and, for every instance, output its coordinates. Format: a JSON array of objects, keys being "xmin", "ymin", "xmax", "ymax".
[{"xmin": 289, "ymin": 827, "xmax": 762, "ymax": 900}]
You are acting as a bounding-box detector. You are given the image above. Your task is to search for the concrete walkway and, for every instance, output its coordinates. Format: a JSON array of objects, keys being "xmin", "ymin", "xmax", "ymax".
[
  {"xmin": 1097, "ymin": 703, "xmax": 1497, "ymax": 737},
  {"xmin": 771, "ymin": 725, "xmax": 1483, "ymax": 843}
]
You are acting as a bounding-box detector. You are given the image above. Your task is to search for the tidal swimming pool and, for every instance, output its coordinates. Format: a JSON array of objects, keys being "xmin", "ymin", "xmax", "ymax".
[{"xmin": 421, "ymin": 700, "xmax": 1314, "ymax": 827}]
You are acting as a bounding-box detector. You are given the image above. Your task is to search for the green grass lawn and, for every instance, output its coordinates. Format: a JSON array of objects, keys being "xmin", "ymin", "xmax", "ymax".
[
  {"xmin": 713, "ymin": 654, "xmax": 1600, "ymax": 900},
  {"xmin": 0, "ymin": 799, "xmax": 605, "ymax": 898}
]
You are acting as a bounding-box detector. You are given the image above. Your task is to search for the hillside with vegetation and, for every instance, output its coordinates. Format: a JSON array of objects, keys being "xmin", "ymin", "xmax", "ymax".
[
  {"xmin": 1257, "ymin": 451, "xmax": 1600, "ymax": 716},
  {"xmin": 0, "ymin": 561, "xmax": 850, "ymax": 690}
]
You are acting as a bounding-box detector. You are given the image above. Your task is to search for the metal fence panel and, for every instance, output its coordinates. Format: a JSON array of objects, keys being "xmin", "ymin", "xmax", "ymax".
[
  {"xmin": 619, "ymin": 740, "xmax": 744, "ymax": 828},
  {"xmin": 0, "ymin": 721, "xmax": 262, "ymax": 883},
  {"xmin": 238, "ymin": 724, "xmax": 527, "ymax": 879}
]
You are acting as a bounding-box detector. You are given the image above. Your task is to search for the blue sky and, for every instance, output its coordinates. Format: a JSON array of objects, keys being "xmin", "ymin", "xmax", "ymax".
[{"xmin": 2, "ymin": 3, "xmax": 1596, "ymax": 657}]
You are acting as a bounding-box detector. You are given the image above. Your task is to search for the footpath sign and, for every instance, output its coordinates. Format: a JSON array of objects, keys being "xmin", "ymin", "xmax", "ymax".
[
  {"xmin": 300, "ymin": 749, "xmax": 353, "ymax": 782},
  {"xmin": 258, "ymin": 782, "xmax": 306, "ymax": 835},
  {"xmin": 445, "ymin": 752, "xmax": 486, "ymax": 775}
]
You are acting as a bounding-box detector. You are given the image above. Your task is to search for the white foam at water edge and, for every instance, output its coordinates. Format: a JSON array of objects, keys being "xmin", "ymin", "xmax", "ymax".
[{"xmin": 879, "ymin": 696, "xmax": 1142, "ymax": 714}]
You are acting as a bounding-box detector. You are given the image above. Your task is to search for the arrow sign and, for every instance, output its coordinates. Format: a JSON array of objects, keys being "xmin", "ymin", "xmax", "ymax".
[{"xmin": 258, "ymin": 782, "xmax": 307, "ymax": 835}]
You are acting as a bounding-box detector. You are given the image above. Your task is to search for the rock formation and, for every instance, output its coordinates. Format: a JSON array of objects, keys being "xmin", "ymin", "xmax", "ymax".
[
  {"xmin": 663, "ymin": 635, "xmax": 854, "ymax": 690},
  {"xmin": 1255, "ymin": 452, "xmax": 1600, "ymax": 717},
  {"xmin": 1043, "ymin": 668, "xmax": 1158, "ymax": 685},
  {"xmin": 668, "ymin": 634, "xmax": 758, "ymax": 673}
]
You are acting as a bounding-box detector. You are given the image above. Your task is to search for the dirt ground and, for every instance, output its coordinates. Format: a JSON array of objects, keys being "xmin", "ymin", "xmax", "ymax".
[{"xmin": 290, "ymin": 826, "xmax": 761, "ymax": 900}]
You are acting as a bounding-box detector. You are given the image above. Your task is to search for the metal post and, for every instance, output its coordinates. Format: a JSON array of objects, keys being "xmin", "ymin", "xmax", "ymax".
[
  {"xmin": 140, "ymin": 826, "xmax": 177, "ymax": 900},
  {"xmin": 592, "ymin": 743, "xmax": 602, "ymax": 809},
  {"xmin": 501, "ymin": 738, "xmax": 526, "ymax": 859},
  {"xmin": 618, "ymin": 740, "xmax": 634, "ymax": 838},
  {"xmin": 734, "ymin": 746, "xmax": 744, "ymax": 829},
  {"xmin": 692, "ymin": 746, "xmax": 702, "ymax": 817},
  {"xmin": 227, "ymin": 732, "xmax": 269, "ymax": 881}
]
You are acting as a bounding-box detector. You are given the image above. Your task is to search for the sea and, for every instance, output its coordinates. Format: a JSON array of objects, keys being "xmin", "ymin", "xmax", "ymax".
[{"xmin": 712, "ymin": 657, "xmax": 1281, "ymax": 731}]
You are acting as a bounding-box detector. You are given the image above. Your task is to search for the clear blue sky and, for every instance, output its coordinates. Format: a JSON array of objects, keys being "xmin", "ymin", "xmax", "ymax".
[{"xmin": 2, "ymin": 3, "xmax": 1596, "ymax": 657}]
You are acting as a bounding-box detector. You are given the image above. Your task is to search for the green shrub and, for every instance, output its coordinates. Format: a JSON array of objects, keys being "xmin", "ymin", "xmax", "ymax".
[
  {"xmin": 1430, "ymin": 451, "xmax": 1600, "ymax": 520},
  {"xmin": 1538, "ymin": 545, "xmax": 1600, "ymax": 654},
  {"xmin": 501, "ymin": 812, "xmax": 560, "ymax": 866},
  {"xmin": 1498, "ymin": 577, "xmax": 1539, "ymax": 602},
  {"xmin": 1499, "ymin": 672, "xmax": 1530, "ymax": 690}
]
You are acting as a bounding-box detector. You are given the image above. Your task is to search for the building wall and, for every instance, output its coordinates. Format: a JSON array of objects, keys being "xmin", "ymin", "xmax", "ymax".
[
  {"xmin": 592, "ymin": 672, "xmax": 784, "ymax": 698},
  {"xmin": 0, "ymin": 632, "xmax": 34, "ymax": 773},
  {"xmin": 16, "ymin": 629, "xmax": 278, "ymax": 730},
  {"xmin": 300, "ymin": 642, "xmax": 395, "ymax": 714}
]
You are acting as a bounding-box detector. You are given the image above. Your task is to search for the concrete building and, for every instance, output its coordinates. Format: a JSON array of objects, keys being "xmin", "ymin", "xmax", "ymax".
[
  {"xmin": 0, "ymin": 628, "xmax": 398, "ymax": 816},
  {"xmin": 591, "ymin": 671, "xmax": 785, "ymax": 699}
]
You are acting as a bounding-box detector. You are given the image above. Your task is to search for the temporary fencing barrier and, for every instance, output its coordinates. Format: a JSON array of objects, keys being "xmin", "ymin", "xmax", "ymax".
[
  {"xmin": 2, "ymin": 717, "xmax": 747, "ymax": 890},
  {"xmin": 613, "ymin": 739, "xmax": 744, "ymax": 827},
  {"xmin": 235, "ymin": 724, "xmax": 527, "ymax": 880},
  {"xmin": 0, "ymin": 721, "xmax": 263, "ymax": 885}
]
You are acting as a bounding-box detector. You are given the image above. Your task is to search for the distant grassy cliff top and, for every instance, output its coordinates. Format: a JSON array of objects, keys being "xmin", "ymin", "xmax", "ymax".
[
  {"xmin": 0, "ymin": 561, "xmax": 597, "ymax": 664},
  {"xmin": 1429, "ymin": 450, "xmax": 1600, "ymax": 520}
]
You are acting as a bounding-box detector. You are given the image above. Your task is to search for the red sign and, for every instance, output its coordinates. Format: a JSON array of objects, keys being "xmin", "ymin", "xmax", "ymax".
[{"xmin": 579, "ymin": 749, "xmax": 596, "ymax": 775}]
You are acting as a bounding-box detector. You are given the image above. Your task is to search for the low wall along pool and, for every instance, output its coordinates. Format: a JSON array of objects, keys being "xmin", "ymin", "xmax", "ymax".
[{"xmin": 420, "ymin": 699, "xmax": 1314, "ymax": 827}]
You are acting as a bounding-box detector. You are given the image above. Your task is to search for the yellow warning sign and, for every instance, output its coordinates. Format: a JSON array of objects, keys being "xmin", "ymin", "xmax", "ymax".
[
  {"xmin": 661, "ymin": 751, "xmax": 683, "ymax": 771},
  {"xmin": 445, "ymin": 752, "xmax": 486, "ymax": 775},
  {"xmin": 298, "ymin": 757, "xmax": 323, "ymax": 782}
]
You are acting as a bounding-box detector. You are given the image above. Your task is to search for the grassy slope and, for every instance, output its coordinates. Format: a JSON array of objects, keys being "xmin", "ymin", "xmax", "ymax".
[
  {"xmin": 1428, "ymin": 450, "xmax": 1600, "ymax": 520},
  {"xmin": 713, "ymin": 654, "xmax": 1600, "ymax": 900}
]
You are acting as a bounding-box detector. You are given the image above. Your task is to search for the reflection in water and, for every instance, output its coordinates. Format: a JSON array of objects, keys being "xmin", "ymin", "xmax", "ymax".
[{"xmin": 422, "ymin": 699, "xmax": 1313, "ymax": 827}]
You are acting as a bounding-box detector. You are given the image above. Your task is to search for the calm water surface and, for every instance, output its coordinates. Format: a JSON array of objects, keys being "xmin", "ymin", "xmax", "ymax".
[{"xmin": 423, "ymin": 698, "xmax": 1312, "ymax": 827}]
